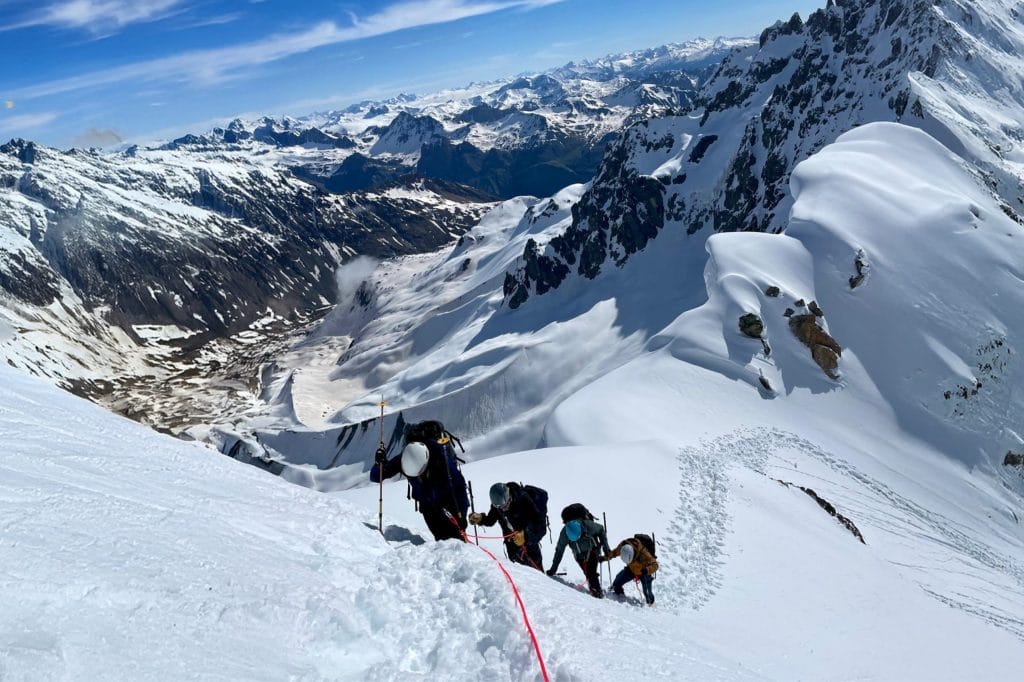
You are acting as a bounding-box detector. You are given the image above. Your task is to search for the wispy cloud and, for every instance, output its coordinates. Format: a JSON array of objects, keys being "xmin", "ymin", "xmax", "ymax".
[
  {"xmin": 0, "ymin": 111, "xmax": 60, "ymax": 134},
  {"xmin": 1, "ymin": 0, "xmax": 188, "ymax": 35},
  {"xmin": 174, "ymin": 12, "xmax": 243, "ymax": 30},
  {"xmin": 10, "ymin": 0, "xmax": 564, "ymax": 99}
]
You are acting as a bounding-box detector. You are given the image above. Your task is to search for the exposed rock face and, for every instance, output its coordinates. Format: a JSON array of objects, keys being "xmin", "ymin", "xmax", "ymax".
[
  {"xmin": 789, "ymin": 313, "xmax": 843, "ymax": 379},
  {"xmin": 502, "ymin": 125, "xmax": 667, "ymax": 306},
  {"xmin": 1005, "ymin": 452, "xmax": 1024, "ymax": 468},
  {"xmin": 370, "ymin": 112, "xmax": 447, "ymax": 155}
]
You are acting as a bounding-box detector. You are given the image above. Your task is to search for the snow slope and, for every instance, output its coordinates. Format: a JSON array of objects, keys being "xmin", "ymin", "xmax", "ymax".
[
  {"xmin": 207, "ymin": 122, "xmax": 1024, "ymax": 665},
  {"xmin": 4, "ymin": 358, "xmax": 1023, "ymax": 680}
]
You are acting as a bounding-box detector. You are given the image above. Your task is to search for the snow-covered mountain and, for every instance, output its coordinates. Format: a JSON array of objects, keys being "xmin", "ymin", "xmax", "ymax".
[
  {"xmin": 4, "ymin": 2, "xmax": 1024, "ymax": 676},
  {"xmin": 0, "ymin": 139, "xmax": 492, "ymax": 429},
  {"xmin": 167, "ymin": 38, "xmax": 749, "ymax": 199},
  {"xmin": 204, "ymin": 117, "xmax": 1024, "ymax": 660},
  {"xmin": 503, "ymin": 0, "xmax": 1024, "ymax": 304}
]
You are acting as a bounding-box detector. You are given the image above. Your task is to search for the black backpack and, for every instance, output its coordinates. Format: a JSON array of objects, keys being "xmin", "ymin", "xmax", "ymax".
[
  {"xmin": 405, "ymin": 420, "xmax": 466, "ymax": 465},
  {"xmin": 634, "ymin": 533, "xmax": 657, "ymax": 558},
  {"xmin": 561, "ymin": 502, "xmax": 595, "ymax": 524},
  {"xmin": 520, "ymin": 483, "xmax": 548, "ymax": 519}
]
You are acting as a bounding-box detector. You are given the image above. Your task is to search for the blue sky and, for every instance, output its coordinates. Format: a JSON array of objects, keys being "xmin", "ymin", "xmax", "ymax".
[{"xmin": 0, "ymin": 0, "xmax": 824, "ymax": 148}]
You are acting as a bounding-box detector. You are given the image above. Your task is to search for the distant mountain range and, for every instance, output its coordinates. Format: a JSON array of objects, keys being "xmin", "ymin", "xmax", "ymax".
[{"xmin": 158, "ymin": 38, "xmax": 750, "ymax": 199}]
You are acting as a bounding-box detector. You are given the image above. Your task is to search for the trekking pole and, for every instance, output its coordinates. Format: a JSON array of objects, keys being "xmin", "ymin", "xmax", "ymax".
[
  {"xmin": 602, "ymin": 511, "xmax": 611, "ymax": 587},
  {"xmin": 468, "ymin": 481, "xmax": 480, "ymax": 545},
  {"xmin": 377, "ymin": 396, "xmax": 386, "ymax": 536}
]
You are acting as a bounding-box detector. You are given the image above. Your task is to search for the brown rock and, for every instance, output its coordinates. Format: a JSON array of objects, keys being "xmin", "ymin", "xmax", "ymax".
[
  {"xmin": 765, "ymin": 286, "xmax": 781, "ymax": 298},
  {"xmin": 808, "ymin": 300, "xmax": 824, "ymax": 317},
  {"xmin": 812, "ymin": 345, "xmax": 840, "ymax": 379},
  {"xmin": 789, "ymin": 314, "xmax": 843, "ymax": 379}
]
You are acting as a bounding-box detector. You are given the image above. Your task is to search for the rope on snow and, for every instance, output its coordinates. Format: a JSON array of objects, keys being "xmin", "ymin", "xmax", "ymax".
[{"xmin": 446, "ymin": 511, "xmax": 550, "ymax": 682}]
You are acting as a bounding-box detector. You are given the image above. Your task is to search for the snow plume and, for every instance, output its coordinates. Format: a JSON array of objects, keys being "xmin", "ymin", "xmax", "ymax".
[{"xmin": 335, "ymin": 256, "xmax": 379, "ymax": 313}]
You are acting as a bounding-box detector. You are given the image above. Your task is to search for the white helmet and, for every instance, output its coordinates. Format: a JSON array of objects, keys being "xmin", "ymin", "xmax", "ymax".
[
  {"xmin": 620, "ymin": 543, "xmax": 635, "ymax": 565},
  {"xmin": 401, "ymin": 442, "xmax": 430, "ymax": 477}
]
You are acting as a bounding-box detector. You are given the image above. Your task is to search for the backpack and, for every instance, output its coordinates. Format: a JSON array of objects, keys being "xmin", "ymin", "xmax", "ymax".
[
  {"xmin": 561, "ymin": 502, "xmax": 595, "ymax": 524},
  {"xmin": 634, "ymin": 533, "xmax": 656, "ymax": 558},
  {"xmin": 403, "ymin": 420, "xmax": 468, "ymax": 513},
  {"xmin": 405, "ymin": 420, "xmax": 466, "ymax": 465},
  {"xmin": 520, "ymin": 483, "xmax": 548, "ymax": 519}
]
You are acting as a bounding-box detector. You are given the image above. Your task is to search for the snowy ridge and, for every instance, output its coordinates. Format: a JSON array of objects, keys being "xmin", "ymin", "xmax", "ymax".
[{"xmin": 299, "ymin": 37, "xmax": 749, "ymax": 154}]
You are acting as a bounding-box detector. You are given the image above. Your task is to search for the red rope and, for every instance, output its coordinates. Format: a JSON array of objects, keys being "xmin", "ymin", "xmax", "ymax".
[
  {"xmin": 447, "ymin": 512, "xmax": 550, "ymax": 682},
  {"xmin": 477, "ymin": 544, "xmax": 551, "ymax": 682}
]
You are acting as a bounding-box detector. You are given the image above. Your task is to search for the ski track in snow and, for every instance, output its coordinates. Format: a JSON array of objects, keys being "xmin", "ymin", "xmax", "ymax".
[{"xmin": 660, "ymin": 427, "xmax": 1024, "ymax": 640}]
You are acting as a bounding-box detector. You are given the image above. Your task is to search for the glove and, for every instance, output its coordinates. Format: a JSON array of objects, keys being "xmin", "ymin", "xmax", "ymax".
[
  {"xmin": 603, "ymin": 551, "xmax": 615, "ymax": 562},
  {"xmin": 512, "ymin": 530, "xmax": 525, "ymax": 547},
  {"xmin": 374, "ymin": 446, "xmax": 387, "ymax": 464},
  {"xmin": 468, "ymin": 512, "xmax": 484, "ymax": 525}
]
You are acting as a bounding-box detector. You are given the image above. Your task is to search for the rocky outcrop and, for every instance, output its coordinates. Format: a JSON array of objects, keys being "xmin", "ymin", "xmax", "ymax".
[
  {"xmin": 502, "ymin": 126, "xmax": 666, "ymax": 306},
  {"xmin": 775, "ymin": 478, "xmax": 866, "ymax": 544},
  {"xmin": 789, "ymin": 313, "xmax": 843, "ymax": 379},
  {"xmin": 849, "ymin": 250, "xmax": 869, "ymax": 289},
  {"xmin": 739, "ymin": 313, "xmax": 765, "ymax": 338}
]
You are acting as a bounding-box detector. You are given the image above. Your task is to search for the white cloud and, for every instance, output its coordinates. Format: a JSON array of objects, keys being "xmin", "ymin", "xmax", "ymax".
[
  {"xmin": 0, "ymin": 111, "xmax": 59, "ymax": 134},
  {"xmin": 10, "ymin": 0, "xmax": 565, "ymax": 99},
  {"xmin": 176, "ymin": 12, "xmax": 243, "ymax": 30},
  {"xmin": 2, "ymin": 0, "xmax": 187, "ymax": 34}
]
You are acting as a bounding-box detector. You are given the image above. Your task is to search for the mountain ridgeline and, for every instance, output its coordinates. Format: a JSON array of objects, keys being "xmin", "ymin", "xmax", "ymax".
[{"xmin": 161, "ymin": 39, "xmax": 744, "ymax": 200}]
